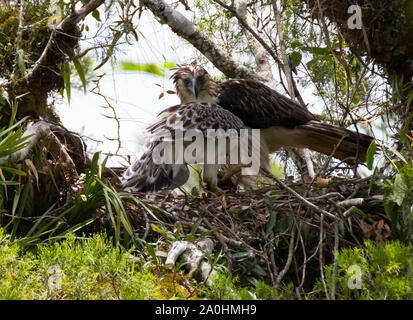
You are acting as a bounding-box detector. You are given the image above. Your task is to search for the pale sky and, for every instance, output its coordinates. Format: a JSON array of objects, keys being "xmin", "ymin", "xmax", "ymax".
[{"xmin": 57, "ymin": 10, "xmax": 189, "ymax": 166}]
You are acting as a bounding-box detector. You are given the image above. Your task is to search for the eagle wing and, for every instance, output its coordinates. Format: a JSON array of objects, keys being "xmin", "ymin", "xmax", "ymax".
[
  {"xmin": 216, "ymin": 79, "xmax": 373, "ymax": 163},
  {"xmin": 217, "ymin": 79, "xmax": 316, "ymax": 129}
]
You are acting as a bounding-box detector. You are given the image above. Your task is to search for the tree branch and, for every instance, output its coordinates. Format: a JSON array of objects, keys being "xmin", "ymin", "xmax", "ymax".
[
  {"xmin": 212, "ymin": 0, "xmax": 306, "ymax": 106},
  {"xmin": 142, "ymin": 0, "xmax": 264, "ymax": 81},
  {"xmin": 56, "ymin": 0, "xmax": 106, "ymax": 33},
  {"xmin": 233, "ymin": 0, "xmax": 274, "ymax": 83},
  {"xmin": 1, "ymin": 0, "xmax": 107, "ymax": 89}
]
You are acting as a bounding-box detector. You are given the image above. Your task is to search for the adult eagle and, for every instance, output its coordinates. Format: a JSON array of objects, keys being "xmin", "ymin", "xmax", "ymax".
[{"xmin": 171, "ymin": 62, "xmax": 374, "ymax": 164}]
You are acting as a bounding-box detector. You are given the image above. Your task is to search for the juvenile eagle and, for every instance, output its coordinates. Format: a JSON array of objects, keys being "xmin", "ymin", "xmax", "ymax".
[
  {"xmin": 120, "ymin": 102, "xmax": 269, "ymax": 192},
  {"xmin": 171, "ymin": 62, "xmax": 374, "ymax": 164}
]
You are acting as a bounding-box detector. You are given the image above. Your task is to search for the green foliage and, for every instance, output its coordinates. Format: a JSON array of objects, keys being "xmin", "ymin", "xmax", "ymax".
[
  {"xmin": 0, "ymin": 1, "xmax": 51, "ymax": 77},
  {"xmin": 0, "ymin": 117, "xmax": 30, "ymax": 162},
  {"xmin": 193, "ymin": 0, "xmax": 245, "ymax": 58},
  {"xmin": 197, "ymin": 270, "xmax": 294, "ymax": 300},
  {"xmin": 119, "ymin": 62, "xmax": 175, "ymax": 77},
  {"xmin": 366, "ymin": 140, "xmax": 377, "ymax": 170},
  {"xmin": 66, "ymin": 152, "xmax": 136, "ymax": 247},
  {"xmin": 313, "ymin": 241, "xmax": 413, "ymax": 300},
  {"xmin": 383, "ymin": 162, "xmax": 413, "ymax": 243},
  {"xmin": 0, "ymin": 229, "xmax": 163, "ymax": 299}
]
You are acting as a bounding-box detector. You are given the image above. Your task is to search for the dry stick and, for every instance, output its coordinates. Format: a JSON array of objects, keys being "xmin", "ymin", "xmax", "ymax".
[
  {"xmin": 330, "ymin": 217, "xmax": 340, "ymax": 300},
  {"xmin": 12, "ymin": 0, "xmax": 25, "ymax": 82},
  {"xmin": 91, "ymin": 77, "xmax": 122, "ymax": 154},
  {"xmin": 138, "ymin": 196, "xmax": 244, "ymax": 247},
  {"xmin": 268, "ymin": 234, "xmax": 279, "ymax": 285},
  {"xmin": 233, "ymin": 0, "xmax": 273, "ymax": 82},
  {"xmin": 204, "ymin": 218, "xmax": 234, "ymax": 272},
  {"xmin": 295, "ymin": 218, "xmax": 307, "ymax": 299},
  {"xmin": 275, "ymin": 225, "xmax": 296, "ymax": 287},
  {"xmin": 318, "ymin": 213, "xmax": 329, "ymax": 298},
  {"xmin": 272, "ymin": 0, "xmax": 295, "ymax": 99},
  {"xmin": 203, "ymin": 203, "xmax": 264, "ymax": 254},
  {"xmin": 293, "ymin": 134, "xmax": 346, "ymax": 218},
  {"xmin": 141, "ymin": 209, "xmax": 150, "ymax": 241},
  {"xmin": 143, "ymin": 0, "xmax": 262, "ymax": 81},
  {"xmin": 212, "ymin": 0, "xmax": 306, "ymax": 106},
  {"xmin": 267, "ymin": 173, "xmax": 339, "ymax": 221},
  {"xmin": 261, "ymin": 230, "xmax": 277, "ymax": 286},
  {"xmin": 316, "ymin": 3, "xmax": 362, "ymax": 175}
]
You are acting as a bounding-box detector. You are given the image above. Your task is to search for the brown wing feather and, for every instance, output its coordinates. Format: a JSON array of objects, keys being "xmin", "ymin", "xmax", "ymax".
[
  {"xmin": 148, "ymin": 102, "xmax": 245, "ymax": 136},
  {"xmin": 216, "ymin": 79, "xmax": 316, "ymax": 129}
]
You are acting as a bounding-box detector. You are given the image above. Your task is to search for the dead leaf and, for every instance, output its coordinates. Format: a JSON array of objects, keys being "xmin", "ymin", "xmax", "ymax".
[
  {"xmin": 359, "ymin": 220, "xmax": 372, "ymax": 237},
  {"xmin": 25, "ymin": 159, "xmax": 39, "ymax": 190},
  {"xmin": 0, "ymin": 168, "xmax": 8, "ymax": 200},
  {"xmin": 314, "ymin": 177, "xmax": 329, "ymax": 188}
]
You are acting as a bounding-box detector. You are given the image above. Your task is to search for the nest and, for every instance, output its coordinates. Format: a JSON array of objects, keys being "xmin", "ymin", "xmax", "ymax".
[{"xmin": 103, "ymin": 175, "xmax": 390, "ymax": 291}]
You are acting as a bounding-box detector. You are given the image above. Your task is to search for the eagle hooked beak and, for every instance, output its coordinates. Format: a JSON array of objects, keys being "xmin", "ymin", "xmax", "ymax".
[{"xmin": 188, "ymin": 77, "xmax": 199, "ymax": 99}]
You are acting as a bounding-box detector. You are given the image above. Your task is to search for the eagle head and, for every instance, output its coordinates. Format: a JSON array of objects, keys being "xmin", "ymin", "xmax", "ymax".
[{"xmin": 171, "ymin": 61, "xmax": 218, "ymax": 103}]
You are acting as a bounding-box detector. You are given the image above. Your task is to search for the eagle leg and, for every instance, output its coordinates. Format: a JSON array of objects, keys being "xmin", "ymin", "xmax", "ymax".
[
  {"xmin": 202, "ymin": 164, "xmax": 225, "ymax": 195},
  {"xmin": 220, "ymin": 164, "xmax": 243, "ymax": 182}
]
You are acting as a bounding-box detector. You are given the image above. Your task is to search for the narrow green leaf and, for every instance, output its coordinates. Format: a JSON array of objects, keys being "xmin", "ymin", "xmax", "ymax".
[
  {"xmin": 151, "ymin": 223, "xmax": 169, "ymax": 240},
  {"xmin": 73, "ymin": 58, "xmax": 87, "ymax": 94},
  {"xmin": 9, "ymin": 100, "xmax": 18, "ymax": 127},
  {"xmin": 164, "ymin": 61, "xmax": 176, "ymax": 69},
  {"xmin": 145, "ymin": 242, "xmax": 158, "ymax": 264},
  {"xmin": 190, "ymin": 217, "xmax": 202, "ymax": 236},
  {"xmin": 0, "ymin": 166, "xmax": 27, "ymax": 176},
  {"xmin": 11, "ymin": 183, "xmax": 30, "ymax": 240},
  {"xmin": 266, "ymin": 211, "xmax": 277, "ymax": 234},
  {"xmin": 48, "ymin": 217, "xmax": 98, "ymax": 240},
  {"xmin": 26, "ymin": 202, "xmax": 57, "ymax": 237},
  {"xmin": 400, "ymin": 113, "xmax": 413, "ymax": 144},
  {"xmin": 366, "ymin": 140, "xmax": 376, "ymax": 170},
  {"xmin": 199, "ymin": 227, "xmax": 219, "ymax": 239},
  {"xmin": 119, "ymin": 62, "xmax": 165, "ymax": 77},
  {"xmin": 61, "ymin": 61, "xmax": 71, "ymax": 103}
]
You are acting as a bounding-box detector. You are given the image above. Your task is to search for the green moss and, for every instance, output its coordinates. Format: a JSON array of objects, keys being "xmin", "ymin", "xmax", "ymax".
[
  {"xmin": 312, "ymin": 240, "xmax": 413, "ymax": 300},
  {"xmin": 0, "ymin": 230, "xmax": 166, "ymax": 299}
]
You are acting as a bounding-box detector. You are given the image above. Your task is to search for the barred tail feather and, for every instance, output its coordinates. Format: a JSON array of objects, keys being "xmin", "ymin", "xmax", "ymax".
[{"xmin": 297, "ymin": 120, "xmax": 374, "ymax": 164}]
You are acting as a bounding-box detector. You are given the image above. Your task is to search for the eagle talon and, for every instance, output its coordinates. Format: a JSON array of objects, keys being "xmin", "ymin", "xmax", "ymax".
[
  {"xmin": 221, "ymin": 164, "xmax": 243, "ymax": 182},
  {"xmin": 205, "ymin": 185, "xmax": 225, "ymax": 196}
]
